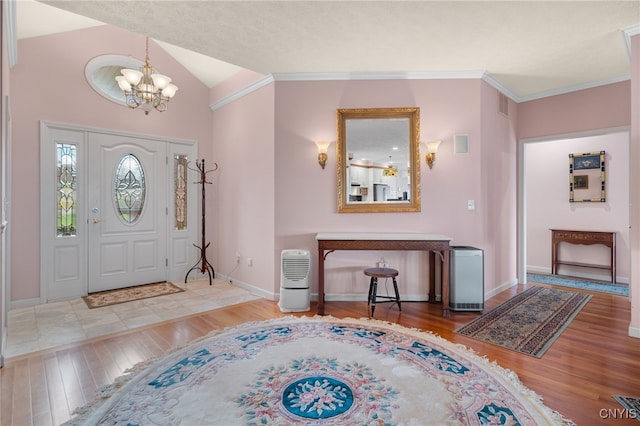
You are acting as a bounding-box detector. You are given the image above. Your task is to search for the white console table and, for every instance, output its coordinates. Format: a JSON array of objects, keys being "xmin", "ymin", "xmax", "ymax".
[{"xmin": 316, "ymin": 232, "xmax": 453, "ymax": 317}]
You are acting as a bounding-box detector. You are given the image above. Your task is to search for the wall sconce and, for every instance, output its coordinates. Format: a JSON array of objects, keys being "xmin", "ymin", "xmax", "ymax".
[
  {"xmin": 425, "ymin": 140, "xmax": 441, "ymax": 169},
  {"xmin": 315, "ymin": 141, "xmax": 332, "ymax": 169}
]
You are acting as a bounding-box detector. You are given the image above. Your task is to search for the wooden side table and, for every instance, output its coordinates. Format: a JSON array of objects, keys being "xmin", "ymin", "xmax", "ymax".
[
  {"xmin": 316, "ymin": 232, "xmax": 452, "ymax": 317},
  {"xmin": 550, "ymin": 229, "xmax": 616, "ymax": 283}
]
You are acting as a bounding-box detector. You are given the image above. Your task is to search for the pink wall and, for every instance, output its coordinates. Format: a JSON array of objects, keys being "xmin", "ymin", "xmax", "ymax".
[
  {"xmin": 517, "ymin": 81, "xmax": 631, "ymax": 139},
  {"xmin": 209, "ymin": 84, "xmax": 276, "ymax": 290},
  {"xmin": 211, "ymin": 78, "xmax": 517, "ymax": 300},
  {"xmin": 9, "ymin": 26, "xmax": 213, "ymax": 301},
  {"xmin": 525, "ymin": 132, "xmax": 630, "ymax": 281},
  {"xmin": 481, "ymin": 83, "xmax": 518, "ymax": 295}
]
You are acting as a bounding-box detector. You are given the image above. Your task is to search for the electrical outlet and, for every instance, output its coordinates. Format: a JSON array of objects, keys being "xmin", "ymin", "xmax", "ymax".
[
  {"xmin": 467, "ymin": 200, "xmax": 475, "ymax": 211},
  {"xmin": 247, "ymin": 258, "xmax": 253, "ymax": 267},
  {"xmin": 236, "ymin": 253, "xmax": 241, "ymax": 264}
]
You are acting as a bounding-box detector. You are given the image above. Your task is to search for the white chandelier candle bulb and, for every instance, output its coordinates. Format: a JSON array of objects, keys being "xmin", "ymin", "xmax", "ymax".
[
  {"xmin": 121, "ymin": 69, "xmax": 143, "ymax": 86},
  {"xmin": 162, "ymin": 83, "xmax": 178, "ymax": 98},
  {"xmin": 151, "ymin": 73, "xmax": 171, "ymax": 90},
  {"xmin": 115, "ymin": 76, "xmax": 132, "ymax": 92}
]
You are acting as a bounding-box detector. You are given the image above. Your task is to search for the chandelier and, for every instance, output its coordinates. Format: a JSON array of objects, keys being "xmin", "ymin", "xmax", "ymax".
[{"xmin": 115, "ymin": 37, "xmax": 178, "ymax": 115}]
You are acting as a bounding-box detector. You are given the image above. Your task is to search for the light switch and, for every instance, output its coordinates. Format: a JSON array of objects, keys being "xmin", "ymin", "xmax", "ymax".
[{"xmin": 467, "ymin": 200, "xmax": 475, "ymax": 210}]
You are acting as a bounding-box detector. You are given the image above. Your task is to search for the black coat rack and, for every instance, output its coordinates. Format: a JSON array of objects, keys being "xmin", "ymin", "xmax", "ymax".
[{"xmin": 185, "ymin": 159, "xmax": 217, "ymax": 285}]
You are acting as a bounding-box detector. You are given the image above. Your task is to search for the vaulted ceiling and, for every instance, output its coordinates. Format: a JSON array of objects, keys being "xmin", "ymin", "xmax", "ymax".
[{"xmin": 16, "ymin": 1, "xmax": 640, "ymax": 102}]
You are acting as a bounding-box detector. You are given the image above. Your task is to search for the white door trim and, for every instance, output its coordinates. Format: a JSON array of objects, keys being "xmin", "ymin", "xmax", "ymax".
[
  {"xmin": 40, "ymin": 121, "xmax": 199, "ymax": 302},
  {"xmin": 516, "ymin": 125, "xmax": 630, "ymax": 285}
]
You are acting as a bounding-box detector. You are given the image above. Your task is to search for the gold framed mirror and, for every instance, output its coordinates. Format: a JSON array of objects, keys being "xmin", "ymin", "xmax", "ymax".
[
  {"xmin": 337, "ymin": 107, "xmax": 421, "ymax": 213},
  {"xmin": 569, "ymin": 150, "xmax": 606, "ymax": 202}
]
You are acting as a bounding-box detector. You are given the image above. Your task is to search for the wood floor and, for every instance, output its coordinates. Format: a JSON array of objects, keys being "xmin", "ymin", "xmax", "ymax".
[{"xmin": 2, "ymin": 282, "xmax": 639, "ymax": 425}]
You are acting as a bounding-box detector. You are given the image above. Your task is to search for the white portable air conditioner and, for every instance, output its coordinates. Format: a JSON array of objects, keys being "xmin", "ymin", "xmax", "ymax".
[{"xmin": 278, "ymin": 249, "xmax": 311, "ymax": 312}]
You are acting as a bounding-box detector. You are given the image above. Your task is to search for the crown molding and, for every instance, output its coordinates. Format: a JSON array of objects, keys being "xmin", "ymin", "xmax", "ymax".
[
  {"xmin": 209, "ymin": 74, "xmax": 274, "ymax": 111},
  {"xmin": 622, "ymin": 24, "xmax": 640, "ymax": 61},
  {"xmin": 479, "ymin": 72, "xmax": 519, "ymax": 101},
  {"xmin": 210, "ymin": 71, "xmax": 491, "ymax": 111},
  {"xmin": 271, "ymin": 70, "xmax": 487, "ymax": 82},
  {"xmin": 210, "ymin": 68, "xmax": 629, "ymax": 111}
]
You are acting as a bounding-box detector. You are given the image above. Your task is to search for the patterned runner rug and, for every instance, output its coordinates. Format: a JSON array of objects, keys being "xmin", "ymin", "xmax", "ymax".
[
  {"xmin": 612, "ymin": 395, "xmax": 640, "ymax": 422},
  {"xmin": 455, "ymin": 286, "xmax": 591, "ymax": 358},
  {"xmin": 64, "ymin": 316, "xmax": 573, "ymax": 425},
  {"xmin": 82, "ymin": 281, "xmax": 184, "ymax": 309}
]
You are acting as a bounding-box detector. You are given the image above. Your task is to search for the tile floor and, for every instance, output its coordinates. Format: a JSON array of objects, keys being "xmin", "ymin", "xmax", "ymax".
[{"xmin": 5, "ymin": 278, "xmax": 260, "ymax": 358}]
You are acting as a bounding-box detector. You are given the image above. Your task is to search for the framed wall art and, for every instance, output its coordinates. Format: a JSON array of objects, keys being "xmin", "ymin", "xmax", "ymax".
[{"xmin": 569, "ymin": 151, "xmax": 605, "ymax": 202}]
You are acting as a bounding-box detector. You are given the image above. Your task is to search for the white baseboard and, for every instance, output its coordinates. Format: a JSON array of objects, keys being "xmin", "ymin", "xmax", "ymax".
[
  {"xmin": 322, "ymin": 293, "xmax": 432, "ymax": 302},
  {"xmin": 10, "ymin": 297, "xmax": 41, "ymax": 310},
  {"xmin": 629, "ymin": 326, "xmax": 640, "ymax": 339},
  {"xmin": 321, "ymin": 281, "xmax": 519, "ymax": 304},
  {"xmin": 0, "ymin": 325, "xmax": 5, "ymax": 367},
  {"xmin": 485, "ymin": 278, "xmax": 518, "ymax": 299},
  {"xmin": 214, "ymin": 273, "xmax": 277, "ymax": 301},
  {"xmin": 526, "ymin": 266, "xmax": 550, "ymax": 274}
]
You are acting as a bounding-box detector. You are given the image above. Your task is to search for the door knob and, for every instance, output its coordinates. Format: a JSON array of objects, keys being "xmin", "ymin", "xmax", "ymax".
[{"xmin": 91, "ymin": 218, "xmax": 101, "ymax": 224}]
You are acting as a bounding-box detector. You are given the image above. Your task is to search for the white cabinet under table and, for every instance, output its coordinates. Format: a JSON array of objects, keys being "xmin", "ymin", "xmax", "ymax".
[{"xmin": 316, "ymin": 232, "xmax": 452, "ymax": 317}]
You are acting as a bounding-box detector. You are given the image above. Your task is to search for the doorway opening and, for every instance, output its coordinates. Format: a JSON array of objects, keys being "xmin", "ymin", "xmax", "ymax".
[{"xmin": 517, "ymin": 127, "xmax": 630, "ymax": 286}]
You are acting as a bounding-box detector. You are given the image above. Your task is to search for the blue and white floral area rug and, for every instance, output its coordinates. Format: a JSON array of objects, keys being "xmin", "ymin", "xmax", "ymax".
[{"xmin": 66, "ymin": 316, "xmax": 574, "ymax": 425}]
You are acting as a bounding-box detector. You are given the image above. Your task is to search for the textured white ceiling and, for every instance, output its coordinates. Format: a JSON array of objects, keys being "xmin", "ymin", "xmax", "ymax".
[{"xmin": 18, "ymin": 0, "xmax": 640, "ymax": 101}]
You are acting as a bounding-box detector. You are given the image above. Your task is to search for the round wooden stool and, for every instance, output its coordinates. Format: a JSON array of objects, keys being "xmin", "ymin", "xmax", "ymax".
[{"xmin": 364, "ymin": 267, "xmax": 401, "ymax": 317}]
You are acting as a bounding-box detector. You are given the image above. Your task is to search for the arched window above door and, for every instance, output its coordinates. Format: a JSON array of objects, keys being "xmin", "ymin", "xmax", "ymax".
[{"xmin": 85, "ymin": 54, "xmax": 144, "ymax": 106}]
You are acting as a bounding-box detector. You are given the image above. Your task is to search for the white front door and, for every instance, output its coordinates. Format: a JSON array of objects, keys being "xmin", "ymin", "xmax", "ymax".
[
  {"xmin": 41, "ymin": 123, "xmax": 198, "ymax": 302},
  {"xmin": 87, "ymin": 133, "xmax": 168, "ymax": 293}
]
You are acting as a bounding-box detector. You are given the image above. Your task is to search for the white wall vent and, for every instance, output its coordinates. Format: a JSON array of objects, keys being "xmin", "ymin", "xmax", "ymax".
[
  {"xmin": 498, "ymin": 92, "xmax": 509, "ymax": 116},
  {"xmin": 454, "ymin": 134, "xmax": 469, "ymax": 155}
]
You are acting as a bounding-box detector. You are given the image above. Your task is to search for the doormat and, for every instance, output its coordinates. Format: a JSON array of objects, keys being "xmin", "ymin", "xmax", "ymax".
[
  {"xmin": 82, "ymin": 282, "xmax": 184, "ymax": 309},
  {"xmin": 455, "ymin": 286, "xmax": 591, "ymax": 358},
  {"xmin": 612, "ymin": 395, "xmax": 640, "ymax": 422}
]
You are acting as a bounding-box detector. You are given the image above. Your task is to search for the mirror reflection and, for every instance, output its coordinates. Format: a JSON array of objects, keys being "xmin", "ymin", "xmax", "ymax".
[{"xmin": 337, "ymin": 107, "xmax": 421, "ymax": 213}]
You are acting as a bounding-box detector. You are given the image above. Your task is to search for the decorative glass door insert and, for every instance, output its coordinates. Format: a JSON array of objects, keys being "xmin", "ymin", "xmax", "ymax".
[
  {"xmin": 57, "ymin": 143, "xmax": 77, "ymax": 236},
  {"xmin": 174, "ymin": 154, "xmax": 188, "ymax": 230},
  {"xmin": 114, "ymin": 154, "xmax": 146, "ymax": 224}
]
